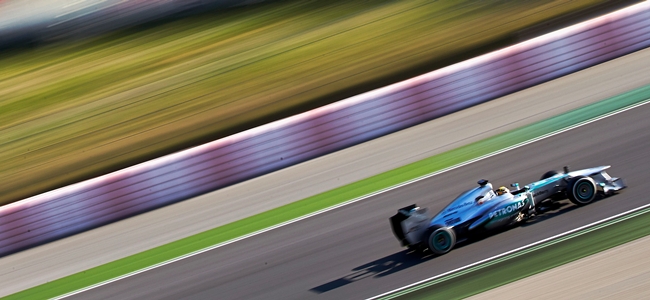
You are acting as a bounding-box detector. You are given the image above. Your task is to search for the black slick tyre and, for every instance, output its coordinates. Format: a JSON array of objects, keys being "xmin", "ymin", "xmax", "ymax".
[
  {"xmin": 567, "ymin": 175, "xmax": 597, "ymax": 205},
  {"xmin": 541, "ymin": 170, "xmax": 560, "ymax": 180},
  {"xmin": 427, "ymin": 227, "xmax": 456, "ymax": 255}
]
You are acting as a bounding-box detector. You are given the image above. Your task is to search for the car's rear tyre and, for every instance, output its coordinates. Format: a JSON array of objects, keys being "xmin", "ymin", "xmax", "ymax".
[
  {"xmin": 567, "ymin": 175, "xmax": 597, "ymax": 205},
  {"xmin": 541, "ymin": 170, "xmax": 560, "ymax": 180},
  {"xmin": 427, "ymin": 227, "xmax": 456, "ymax": 255}
]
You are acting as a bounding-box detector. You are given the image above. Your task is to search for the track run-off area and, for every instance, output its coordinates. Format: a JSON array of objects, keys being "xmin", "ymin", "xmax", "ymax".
[{"xmin": 1, "ymin": 44, "xmax": 648, "ymax": 298}]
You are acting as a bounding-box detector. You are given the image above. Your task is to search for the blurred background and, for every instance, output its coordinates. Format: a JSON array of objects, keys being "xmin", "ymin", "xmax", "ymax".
[
  {"xmin": 0, "ymin": 0, "xmax": 266, "ymax": 47},
  {"xmin": 0, "ymin": 0, "xmax": 640, "ymax": 205},
  {"xmin": 1, "ymin": 1, "xmax": 649, "ymax": 298}
]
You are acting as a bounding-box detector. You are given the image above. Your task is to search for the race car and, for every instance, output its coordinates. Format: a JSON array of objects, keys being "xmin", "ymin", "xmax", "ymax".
[{"xmin": 390, "ymin": 165, "xmax": 625, "ymax": 255}]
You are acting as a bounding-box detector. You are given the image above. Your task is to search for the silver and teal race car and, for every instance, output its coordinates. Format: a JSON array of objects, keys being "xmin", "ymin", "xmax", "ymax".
[{"xmin": 390, "ymin": 165, "xmax": 626, "ymax": 255}]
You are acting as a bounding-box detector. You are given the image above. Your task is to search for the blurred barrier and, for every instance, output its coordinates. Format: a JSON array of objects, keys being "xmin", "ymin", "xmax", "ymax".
[{"xmin": 1, "ymin": 2, "xmax": 649, "ymax": 256}]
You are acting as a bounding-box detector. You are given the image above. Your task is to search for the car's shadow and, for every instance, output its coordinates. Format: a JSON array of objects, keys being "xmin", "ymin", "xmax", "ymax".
[
  {"xmin": 309, "ymin": 248, "xmax": 435, "ymax": 294},
  {"xmin": 520, "ymin": 201, "xmax": 576, "ymax": 226},
  {"xmin": 520, "ymin": 194, "xmax": 611, "ymax": 226},
  {"xmin": 310, "ymin": 196, "xmax": 615, "ymax": 294}
]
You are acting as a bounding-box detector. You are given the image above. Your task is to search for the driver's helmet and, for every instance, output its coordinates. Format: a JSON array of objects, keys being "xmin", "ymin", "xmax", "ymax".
[{"xmin": 496, "ymin": 186, "xmax": 510, "ymax": 196}]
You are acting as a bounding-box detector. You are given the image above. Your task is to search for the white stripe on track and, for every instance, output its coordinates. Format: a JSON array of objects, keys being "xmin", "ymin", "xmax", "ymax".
[{"xmin": 52, "ymin": 99, "xmax": 650, "ymax": 299}]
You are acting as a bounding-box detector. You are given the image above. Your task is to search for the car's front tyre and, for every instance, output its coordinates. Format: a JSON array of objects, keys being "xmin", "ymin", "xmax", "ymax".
[{"xmin": 567, "ymin": 175, "xmax": 597, "ymax": 205}]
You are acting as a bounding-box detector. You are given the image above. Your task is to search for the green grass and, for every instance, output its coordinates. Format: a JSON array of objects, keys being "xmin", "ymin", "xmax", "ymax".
[
  {"xmin": 6, "ymin": 79, "xmax": 650, "ymax": 299},
  {"xmin": 0, "ymin": 0, "xmax": 620, "ymax": 205},
  {"xmin": 393, "ymin": 207, "xmax": 650, "ymax": 300}
]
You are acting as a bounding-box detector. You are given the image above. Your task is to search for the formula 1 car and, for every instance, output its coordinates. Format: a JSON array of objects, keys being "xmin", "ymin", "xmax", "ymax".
[{"xmin": 390, "ymin": 165, "xmax": 625, "ymax": 255}]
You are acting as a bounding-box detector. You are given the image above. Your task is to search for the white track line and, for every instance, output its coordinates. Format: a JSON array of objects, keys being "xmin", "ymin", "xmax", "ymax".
[
  {"xmin": 367, "ymin": 203, "xmax": 650, "ymax": 300},
  {"xmin": 52, "ymin": 99, "xmax": 650, "ymax": 299}
]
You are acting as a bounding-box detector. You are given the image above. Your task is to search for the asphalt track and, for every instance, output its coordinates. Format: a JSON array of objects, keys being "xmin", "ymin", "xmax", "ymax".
[{"xmin": 70, "ymin": 90, "xmax": 650, "ymax": 299}]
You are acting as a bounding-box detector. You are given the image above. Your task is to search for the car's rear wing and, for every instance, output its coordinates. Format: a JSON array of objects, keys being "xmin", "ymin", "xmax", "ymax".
[
  {"xmin": 390, "ymin": 204, "xmax": 417, "ymax": 246},
  {"xmin": 390, "ymin": 204, "xmax": 431, "ymax": 247}
]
